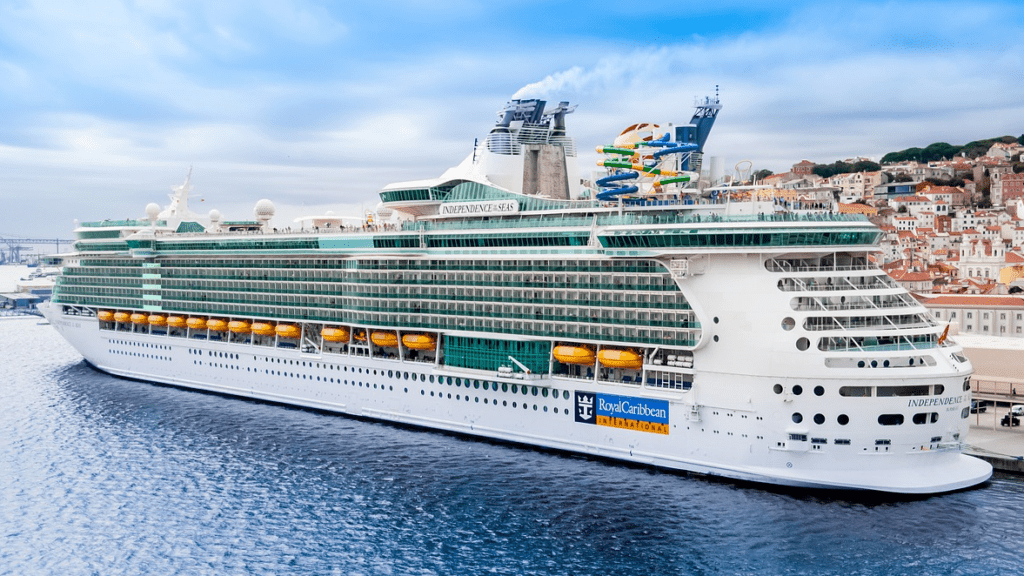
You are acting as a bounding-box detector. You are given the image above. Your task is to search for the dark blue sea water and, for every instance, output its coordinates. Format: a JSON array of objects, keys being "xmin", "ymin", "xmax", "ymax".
[{"xmin": 3, "ymin": 317, "xmax": 1023, "ymax": 576}]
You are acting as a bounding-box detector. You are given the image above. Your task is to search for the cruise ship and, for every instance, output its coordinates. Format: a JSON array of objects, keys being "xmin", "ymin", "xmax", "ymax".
[{"xmin": 40, "ymin": 93, "xmax": 992, "ymax": 494}]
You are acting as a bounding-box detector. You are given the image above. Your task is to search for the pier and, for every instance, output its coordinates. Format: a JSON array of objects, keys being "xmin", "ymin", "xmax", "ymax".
[{"xmin": 967, "ymin": 377, "xmax": 1024, "ymax": 474}]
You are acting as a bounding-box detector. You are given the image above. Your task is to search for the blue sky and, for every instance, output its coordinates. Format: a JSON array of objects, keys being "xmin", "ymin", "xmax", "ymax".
[{"xmin": 1, "ymin": 0, "xmax": 1022, "ymax": 240}]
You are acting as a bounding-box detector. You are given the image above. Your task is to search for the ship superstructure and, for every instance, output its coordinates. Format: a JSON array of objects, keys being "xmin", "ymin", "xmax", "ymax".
[{"xmin": 40, "ymin": 93, "xmax": 992, "ymax": 493}]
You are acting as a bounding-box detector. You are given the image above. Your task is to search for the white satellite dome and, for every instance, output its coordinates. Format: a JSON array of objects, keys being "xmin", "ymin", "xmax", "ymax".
[
  {"xmin": 254, "ymin": 199, "xmax": 276, "ymax": 221},
  {"xmin": 145, "ymin": 202, "xmax": 161, "ymax": 220},
  {"xmin": 208, "ymin": 209, "xmax": 222, "ymax": 222},
  {"xmin": 375, "ymin": 202, "xmax": 393, "ymax": 219}
]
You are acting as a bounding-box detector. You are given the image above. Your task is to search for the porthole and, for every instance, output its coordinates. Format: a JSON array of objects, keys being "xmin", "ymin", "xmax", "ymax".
[
  {"xmin": 813, "ymin": 413, "xmax": 825, "ymax": 425},
  {"xmin": 563, "ymin": 390, "xmax": 570, "ymax": 399},
  {"xmin": 934, "ymin": 385, "xmax": 944, "ymax": 395},
  {"xmin": 781, "ymin": 317, "xmax": 795, "ymax": 331},
  {"xmin": 796, "ymin": 338, "xmax": 809, "ymax": 351},
  {"xmin": 792, "ymin": 413, "xmax": 803, "ymax": 424},
  {"xmin": 542, "ymin": 388, "xmax": 549, "ymax": 398},
  {"xmin": 883, "ymin": 360, "xmax": 890, "ymax": 368},
  {"xmin": 793, "ymin": 385, "xmax": 803, "ymax": 396},
  {"xmin": 713, "ymin": 317, "xmax": 719, "ymax": 324},
  {"xmin": 474, "ymin": 380, "xmax": 480, "ymax": 389},
  {"xmin": 837, "ymin": 414, "xmax": 849, "ymax": 425},
  {"xmin": 878, "ymin": 414, "xmax": 904, "ymax": 426},
  {"xmin": 503, "ymin": 383, "xmax": 509, "ymax": 392},
  {"xmin": 773, "ymin": 384, "xmax": 783, "ymax": 395},
  {"xmin": 713, "ymin": 335, "xmax": 720, "ymax": 342},
  {"xmin": 531, "ymin": 387, "xmax": 538, "ymax": 396},
  {"xmin": 511, "ymin": 384, "xmax": 518, "ymax": 393},
  {"xmin": 870, "ymin": 360, "xmax": 878, "ymax": 368}
]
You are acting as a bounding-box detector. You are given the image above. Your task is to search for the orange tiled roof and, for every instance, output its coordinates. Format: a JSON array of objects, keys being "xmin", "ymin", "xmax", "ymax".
[
  {"xmin": 921, "ymin": 295, "xmax": 1024, "ymax": 307},
  {"xmin": 836, "ymin": 203, "xmax": 877, "ymax": 215}
]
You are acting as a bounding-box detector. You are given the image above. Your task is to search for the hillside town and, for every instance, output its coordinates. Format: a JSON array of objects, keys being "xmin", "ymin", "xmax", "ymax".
[{"xmin": 755, "ymin": 138, "xmax": 1024, "ymax": 337}]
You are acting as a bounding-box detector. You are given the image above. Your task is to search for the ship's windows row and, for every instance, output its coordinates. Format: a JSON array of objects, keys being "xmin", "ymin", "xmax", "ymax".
[
  {"xmin": 789, "ymin": 293, "xmax": 917, "ymax": 312},
  {"xmin": 877, "ymin": 412, "xmax": 939, "ymax": 425},
  {"xmin": 776, "ymin": 275, "xmax": 896, "ymax": 292},
  {"xmin": 803, "ymin": 313, "xmax": 935, "ymax": 331},
  {"xmin": 838, "ymin": 384, "xmax": 945, "ymax": 397},
  {"xmin": 824, "ymin": 356, "xmax": 937, "ymax": 368},
  {"xmin": 816, "ymin": 334, "xmax": 937, "ymax": 352},
  {"xmin": 600, "ymin": 229, "xmax": 880, "ymax": 249},
  {"xmin": 792, "ymin": 412, "xmax": 851, "ymax": 425},
  {"xmin": 111, "ymin": 350, "xmax": 171, "ymax": 361},
  {"xmin": 764, "ymin": 255, "xmax": 872, "ymax": 273}
]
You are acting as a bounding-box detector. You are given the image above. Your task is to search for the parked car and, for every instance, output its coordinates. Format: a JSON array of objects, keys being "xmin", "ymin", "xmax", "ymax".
[
  {"xmin": 1001, "ymin": 414, "xmax": 1020, "ymax": 427},
  {"xmin": 971, "ymin": 400, "xmax": 986, "ymax": 414},
  {"xmin": 1011, "ymin": 405, "xmax": 1024, "ymax": 417}
]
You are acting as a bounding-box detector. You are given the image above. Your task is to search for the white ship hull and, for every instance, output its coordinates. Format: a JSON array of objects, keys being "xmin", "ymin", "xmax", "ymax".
[{"xmin": 42, "ymin": 302, "xmax": 992, "ymax": 494}]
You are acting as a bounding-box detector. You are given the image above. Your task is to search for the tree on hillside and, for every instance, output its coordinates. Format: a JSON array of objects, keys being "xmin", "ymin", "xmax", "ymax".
[
  {"xmin": 925, "ymin": 176, "xmax": 965, "ymax": 187},
  {"xmin": 753, "ymin": 169, "xmax": 773, "ymax": 181},
  {"xmin": 884, "ymin": 172, "xmax": 914, "ymax": 183},
  {"xmin": 1018, "ymin": 134, "xmax": 1024, "ymax": 145}
]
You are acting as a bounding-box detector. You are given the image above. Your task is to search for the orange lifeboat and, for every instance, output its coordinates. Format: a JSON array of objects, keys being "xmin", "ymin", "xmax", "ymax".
[
  {"xmin": 371, "ymin": 330, "xmax": 398, "ymax": 348},
  {"xmin": 130, "ymin": 313, "xmax": 148, "ymax": 324},
  {"xmin": 114, "ymin": 311, "xmax": 131, "ymax": 323},
  {"xmin": 207, "ymin": 318, "xmax": 229, "ymax": 332},
  {"xmin": 148, "ymin": 314, "xmax": 167, "ymax": 327},
  {"xmin": 166, "ymin": 315, "xmax": 186, "ymax": 328},
  {"xmin": 597, "ymin": 348, "xmax": 643, "ymax": 370},
  {"xmin": 402, "ymin": 333, "xmax": 436, "ymax": 350},
  {"xmin": 229, "ymin": 320, "xmax": 251, "ymax": 334},
  {"xmin": 553, "ymin": 344, "xmax": 596, "ymax": 365},
  {"xmin": 251, "ymin": 321, "xmax": 275, "ymax": 336},
  {"xmin": 186, "ymin": 317, "xmax": 207, "ymax": 330},
  {"xmin": 321, "ymin": 326, "xmax": 350, "ymax": 342},
  {"xmin": 97, "ymin": 310, "xmax": 115, "ymax": 322},
  {"xmin": 276, "ymin": 324, "xmax": 300, "ymax": 339}
]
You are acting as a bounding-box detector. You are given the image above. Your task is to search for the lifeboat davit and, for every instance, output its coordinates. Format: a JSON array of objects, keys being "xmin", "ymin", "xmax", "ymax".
[
  {"xmin": 402, "ymin": 333, "xmax": 436, "ymax": 350},
  {"xmin": 276, "ymin": 324, "xmax": 300, "ymax": 339},
  {"xmin": 322, "ymin": 326, "xmax": 350, "ymax": 342},
  {"xmin": 166, "ymin": 315, "xmax": 186, "ymax": 328},
  {"xmin": 186, "ymin": 317, "xmax": 207, "ymax": 330},
  {"xmin": 207, "ymin": 318, "xmax": 229, "ymax": 332},
  {"xmin": 97, "ymin": 310, "xmax": 115, "ymax": 322},
  {"xmin": 597, "ymin": 348, "xmax": 643, "ymax": 370},
  {"xmin": 229, "ymin": 320, "xmax": 251, "ymax": 334},
  {"xmin": 251, "ymin": 321, "xmax": 275, "ymax": 336},
  {"xmin": 354, "ymin": 330, "xmax": 367, "ymax": 342},
  {"xmin": 114, "ymin": 311, "xmax": 131, "ymax": 323},
  {"xmin": 371, "ymin": 330, "xmax": 398, "ymax": 348},
  {"xmin": 148, "ymin": 314, "xmax": 167, "ymax": 326},
  {"xmin": 130, "ymin": 313, "xmax": 148, "ymax": 324},
  {"xmin": 553, "ymin": 345, "xmax": 596, "ymax": 365}
]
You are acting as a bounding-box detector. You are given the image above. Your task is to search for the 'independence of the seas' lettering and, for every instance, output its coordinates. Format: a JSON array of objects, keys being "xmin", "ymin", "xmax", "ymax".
[
  {"xmin": 575, "ymin": 391, "xmax": 669, "ymax": 435},
  {"xmin": 438, "ymin": 200, "xmax": 520, "ymax": 216}
]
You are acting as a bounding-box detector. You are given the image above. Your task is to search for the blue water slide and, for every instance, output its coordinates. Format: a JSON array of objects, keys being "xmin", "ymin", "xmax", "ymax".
[
  {"xmin": 642, "ymin": 133, "xmax": 674, "ymax": 147},
  {"xmin": 653, "ymin": 143, "xmax": 699, "ymax": 159},
  {"xmin": 596, "ymin": 186, "xmax": 639, "ymax": 201},
  {"xmin": 596, "ymin": 171, "xmax": 638, "ymax": 187},
  {"xmin": 595, "ymin": 170, "xmax": 640, "ymax": 200}
]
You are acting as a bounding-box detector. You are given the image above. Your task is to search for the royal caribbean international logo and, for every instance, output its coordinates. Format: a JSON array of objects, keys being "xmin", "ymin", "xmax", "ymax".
[
  {"xmin": 574, "ymin": 391, "xmax": 669, "ymax": 435},
  {"xmin": 574, "ymin": 391, "xmax": 596, "ymax": 424}
]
